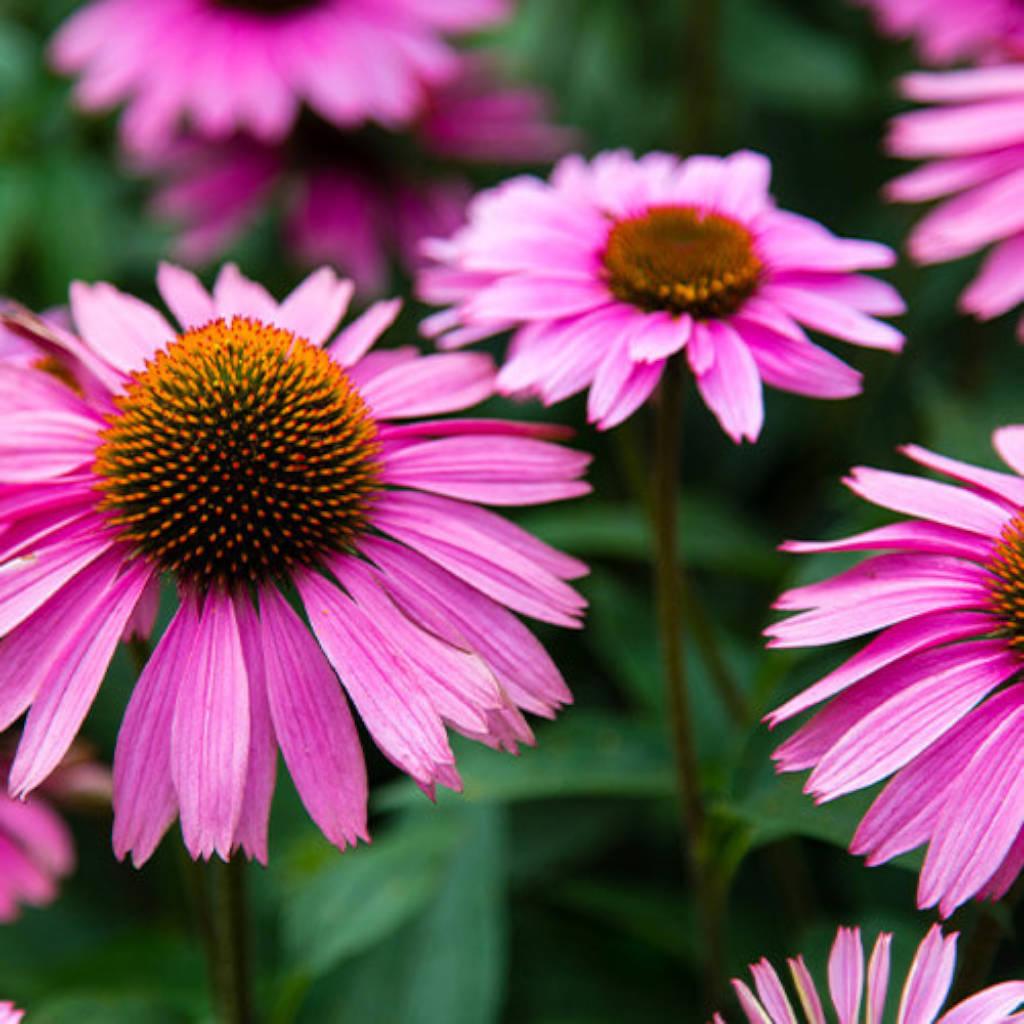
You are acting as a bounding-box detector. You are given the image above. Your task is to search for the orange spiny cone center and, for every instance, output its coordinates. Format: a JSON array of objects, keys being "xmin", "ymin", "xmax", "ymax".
[
  {"xmin": 988, "ymin": 512, "xmax": 1024, "ymax": 650},
  {"xmin": 602, "ymin": 205, "xmax": 762, "ymax": 319},
  {"xmin": 94, "ymin": 316, "xmax": 381, "ymax": 589}
]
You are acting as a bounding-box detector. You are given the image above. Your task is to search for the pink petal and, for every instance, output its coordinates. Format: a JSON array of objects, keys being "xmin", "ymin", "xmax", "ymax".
[
  {"xmin": 357, "ymin": 352, "xmax": 495, "ymax": 419},
  {"xmin": 259, "ymin": 586, "xmax": 367, "ymax": 850},
  {"xmin": 330, "ymin": 298, "xmax": 402, "ymax": 367},
  {"xmin": 828, "ymin": 927, "xmax": 864, "ymax": 1024},
  {"xmin": 866, "ymin": 933, "xmax": 892, "ymax": 1024},
  {"xmin": 276, "ymin": 267, "xmax": 354, "ymax": 346},
  {"xmin": 695, "ymin": 321, "xmax": 764, "ymax": 444},
  {"xmin": 897, "ymin": 925, "xmax": 957, "ymax": 1024},
  {"xmin": 170, "ymin": 594, "xmax": 250, "ymax": 861},
  {"xmin": 156, "ymin": 261, "xmax": 216, "ymax": 329}
]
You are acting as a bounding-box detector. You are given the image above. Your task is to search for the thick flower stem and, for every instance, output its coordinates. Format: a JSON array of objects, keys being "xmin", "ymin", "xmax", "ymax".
[
  {"xmin": 209, "ymin": 858, "xmax": 254, "ymax": 1024},
  {"xmin": 650, "ymin": 358, "xmax": 723, "ymax": 1004}
]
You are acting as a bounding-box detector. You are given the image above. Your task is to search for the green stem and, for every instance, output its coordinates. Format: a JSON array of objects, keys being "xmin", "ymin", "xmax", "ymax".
[
  {"xmin": 209, "ymin": 858, "xmax": 254, "ymax": 1024},
  {"xmin": 683, "ymin": 0, "xmax": 721, "ymax": 153},
  {"xmin": 650, "ymin": 358, "xmax": 723, "ymax": 1005}
]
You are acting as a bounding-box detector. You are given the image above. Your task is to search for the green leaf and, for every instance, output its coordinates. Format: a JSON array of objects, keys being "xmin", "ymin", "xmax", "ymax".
[
  {"xmin": 281, "ymin": 816, "xmax": 460, "ymax": 978},
  {"xmin": 374, "ymin": 714, "xmax": 673, "ymax": 812},
  {"xmin": 400, "ymin": 805, "xmax": 507, "ymax": 1024}
]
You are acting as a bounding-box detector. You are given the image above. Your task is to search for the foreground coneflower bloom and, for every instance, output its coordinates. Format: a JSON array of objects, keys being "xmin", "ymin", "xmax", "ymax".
[
  {"xmin": 49, "ymin": 0, "xmax": 508, "ymax": 155},
  {"xmin": 766, "ymin": 429, "xmax": 1024, "ymax": 916},
  {"xmin": 853, "ymin": 0, "xmax": 1024, "ymax": 63},
  {"xmin": 887, "ymin": 66, "xmax": 1024, "ymax": 340},
  {"xmin": 0, "ymin": 262, "xmax": 588, "ymax": 865},
  {"xmin": 145, "ymin": 59, "xmax": 572, "ymax": 291},
  {"xmin": 419, "ymin": 149, "xmax": 904, "ymax": 442},
  {"xmin": 0, "ymin": 1003, "xmax": 23, "ymax": 1024},
  {"xmin": 713, "ymin": 924, "xmax": 1024, "ymax": 1024}
]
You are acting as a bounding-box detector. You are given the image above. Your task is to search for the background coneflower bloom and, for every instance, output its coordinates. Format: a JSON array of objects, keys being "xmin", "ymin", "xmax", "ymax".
[
  {"xmin": 49, "ymin": 0, "xmax": 509, "ymax": 155},
  {"xmin": 767, "ymin": 429, "xmax": 1024, "ymax": 916},
  {"xmin": 418, "ymin": 149, "xmax": 904, "ymax": 442},
  {"xmin": 0, "ymin": 1003, "xmax": 23, "ymax": 1024},
  {"xmin": 852, "ymin": 0, "xmax": 1024, "ymax": 64},
  {"xmin": 712, "ymin": 923, "xmax": 1024, "ymax": 1024},
  {"xmin": 0, "ymin": 742, "xmax": 104, "ymax": 922},
  {"xmin": 886, "ymin": 66, "xmax": 1024, "ymax": 340},
  {"xmin": 0, "ymin": 262, "xmax": 589, "ymax": 865},
  {"xmin": 143, "ymin": 58, "xmax": 573, "ymax": 293}
]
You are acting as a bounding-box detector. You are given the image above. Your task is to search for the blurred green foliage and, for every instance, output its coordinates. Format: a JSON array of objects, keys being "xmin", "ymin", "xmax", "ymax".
[{"xmin": 0, "ymin": 0, "xmax": 1021, "ymax": 1021}]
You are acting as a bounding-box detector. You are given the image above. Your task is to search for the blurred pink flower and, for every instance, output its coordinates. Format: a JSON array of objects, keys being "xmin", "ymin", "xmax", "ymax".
[
  {"xmin": 419, "ymin": 149, "xmax": 904, "ymax": 441},
  {"xmin": 0, "ymin": 1003, "xmax": 23, "ymax": 1024},
  {"xmin": 853, "ymin": 0, "xmax": 1024, "ymax": 64},
  {"xmin": 145, "ymin": 60, "xmax": 573, "ymax": 294},
  {"xmin": 0, "ymin": 262, "xmax": 588, "ymax": 865},
  {"xmin": 767, "ymin": 429, "xmax": 1024, "ymax": 916},
  {"xmin": 49, "ymin": 0, "xmax": 509, "ymax": 155},
  {"xmin": 0, "ymin": 744, "xmax": 107, "ymax": 922},
  {"xmin": 887, "ymin": 65, "xmax": 1024, "ymax": 339},
  {"xmin": 713, "ymin": 923, "xmax": 1024, "ymax": 1023}
]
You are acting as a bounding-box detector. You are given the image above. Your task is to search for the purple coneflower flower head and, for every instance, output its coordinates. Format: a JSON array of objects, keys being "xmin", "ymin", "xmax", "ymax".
[
  {"xmin": 143, "ymin": 57, "xmax": 572, "ymax": 293},
  {"xmin": 418, "ymin": 149, "xmax": 904, "ymax": 442},
  {"xmin": 887, "ymin": 66, "xmax": 1024, "ymax": 340},
  {"xmin": 0, "ymin": 1003, "xmax": 23, "ymax": 1024},
  {"xmin": 0, "ymin": 262, "xmax": 589, "ymax": 865},
  {"xmin": 853, "ymin": 0, "xmax": 1024, "ymax": 64},
  {"xmin": 49, "ymin": 0, "xmax": 509, "ymax": 155},
  {"xmin": 767, "ymin": 430, "xmax": 1024, "ymax": 916},
  {"xmin": 713, "ymin": 924, "xmax": 1024, "ymax": 1023},
  {"xmin": 0, "ymin": 744, "xmax": 105, "ymax": 921}
]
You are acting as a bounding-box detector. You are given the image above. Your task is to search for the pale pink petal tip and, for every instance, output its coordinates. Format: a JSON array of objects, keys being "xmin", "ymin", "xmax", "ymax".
[
  {"xmin": 714, "ymin": 923, "xmax": 1024, "ymax": 1024},
  {"xmin": 417, "ymin": 148, "xmax": 901, "ymax": 437}
]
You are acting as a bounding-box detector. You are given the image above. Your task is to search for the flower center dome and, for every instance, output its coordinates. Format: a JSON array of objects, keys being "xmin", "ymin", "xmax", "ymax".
[
  {"xmin": 602, "ymin": 205, "xmax": 763, "ymax": 319},
  {"xmin": 95, "ymin": 317, "xmax": 381, "ymax": 589},
  {"xmin": 988, "ymin": 512, "xmax": 1024, "ymax": 650}
]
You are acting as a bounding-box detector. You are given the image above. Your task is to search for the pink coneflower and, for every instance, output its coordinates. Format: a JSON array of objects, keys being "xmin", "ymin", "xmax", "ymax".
[
  {"xmin": 145, "ymin": 59, "xmax": 572, "ymax": 293},
  {"xmin": 0, "ymin": 744, "xmax": 106, "ymax": 922},
  {"xmin": 0, "ymin": 1004, "xmax": 23, "ymax": 1024},
  {"xmin": 0, "ymin": 262, "xmax": 588, "ymax": 865},
  {"xmin": 418, "ymin": 149, "xmax": 904, "ymax": 442},
  {"xmin": 49, "ymin": 0, "xmax": 509, "ymax": 155},
  {"xmin": 853, "ymin": 0, "xmax": 1024, "ymax": 64},
  {"xmin": 713, "ymin": 923, "xmax": 1024, "ymax": 1023},
  {"xmin": 886, "ymin": 66, "xmax": 1024, "ymax": 340},
  {"xmin": 766, "ymin": 429, "xmax": 1024, "ymax": 916}
]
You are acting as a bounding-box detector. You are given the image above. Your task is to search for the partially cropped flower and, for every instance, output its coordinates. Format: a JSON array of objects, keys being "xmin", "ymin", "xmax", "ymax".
[
  {"xmin": 766, "ymin": 429, "xmax": 1024, "ymax": 916},
  {"xmin": 853, "ymin": 0, "xmax": 1024, "ymax": 64},
  {"xmin": 0, "ymin": 1003, "xmax": 23, "ymax": 1024},
  {"xmin": 0, "ymin": 262, "xmax": 588, "ymax": 865},
  {"xmin": 419, "ymin": 149, "xmax": 904, "ymax": 442},
  {"xmin": 887, "ymin": 66, "xmax": 1024, "ymax": 340},
  {"xmin": 0, "ymin": 744, "xmax": 107, "ymax": 922},
  {"xmin": 714, "ymin": 923, "xmax": 1024, "ymax": 1024},
  {"xmin": 49, "ymin": 0, "xmax": 509, "ymax": 155},
  {"xmin": 145, "ymin": 59, "xmax": 572, "ymax": 293}
]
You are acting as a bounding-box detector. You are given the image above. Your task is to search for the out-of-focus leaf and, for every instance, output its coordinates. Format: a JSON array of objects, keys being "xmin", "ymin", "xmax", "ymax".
[
  {"xmin": 720, "ymin": 772, "xmax": 874, "ymax": 850},
  {"xmin": 0, "ymin": 19, "xmax": 35, "ymax": 99},
  {"xmin": 519, "ymin": 495, "xmax": 777, "ymax": 576},
  {"xmin": 0, "ymin": 165, "xmax": 31, "ymax": 280},
  {"xmin": 374, "ymin": 714, "xmax": 673, "ymax": 812},
  {"xmin": 401, "ymin": 805, "xmax": 506, "ymax": 1024},
  {"xmin": 31, "ymin": 996, "xmax": 185, "ymax": 1024},
  {"xmin": 724, "ymin": 0, "xmax": 870, "ymax": 113},
  {"xmin": 281, "ymin": 816, "xmax": 460, "ymax": 978}
]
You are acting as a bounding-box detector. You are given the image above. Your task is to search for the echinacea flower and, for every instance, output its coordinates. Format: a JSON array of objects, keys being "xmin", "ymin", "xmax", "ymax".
[
  {"xmin": 49, "ymin": 0, "xmax": 509, "ymax": 155},
  {"xmin": 0, "ymin": 262, "xmax": 589, "ymax": 865},
  {"xmin": 144, "ymin": 58, "xmax": 572, "ymax": 293},
  {"xmin": 0, "ymin": 1003, "xmax": 23, "ymax": 1024},
  {"xmin": 852, "ymin": 0, "xmax": 1024, "ymax": 64},
  {"xmin": 0, "ymin": 743, "xmax": 107, "ymax": 922},
  {"xmin": 418, "ymin": 149, "xmax": 904, "ymax": 442},
  {"xmin": 713, "ymin": 923, "xmax": 1024, "ymax": 1023},
  {"xmin": 766, "ymin": 429, "xmax": 1024, "ymax": 916},
  {"xmin": 886, "ymin": 66, "xmax": 1024, "ymax": 340}
]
